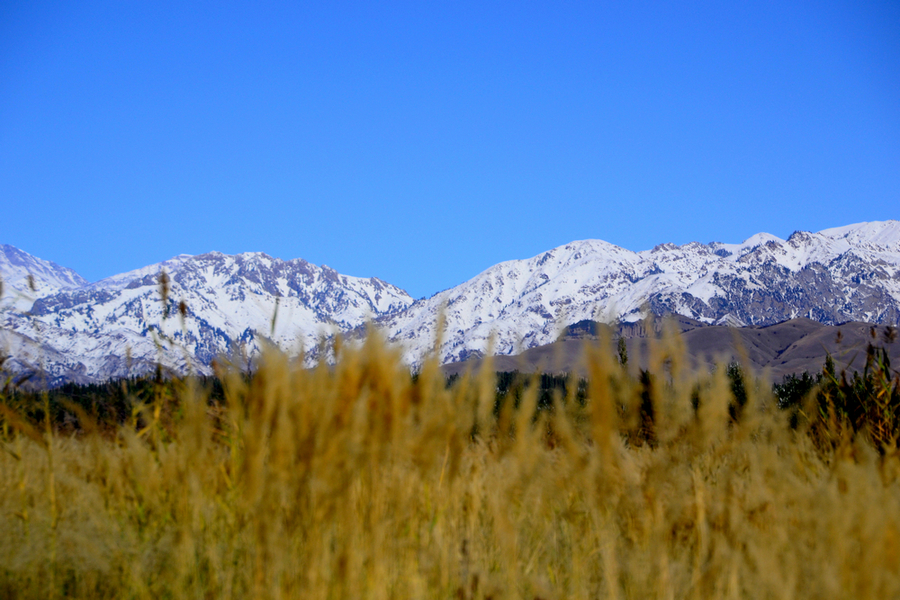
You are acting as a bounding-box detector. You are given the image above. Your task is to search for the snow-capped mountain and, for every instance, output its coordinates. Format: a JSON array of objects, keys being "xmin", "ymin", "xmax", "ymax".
[
  {"xmin": 1, "ymin": 250, "xmax": 412, "ymax": 385},
  {"xmin": 377, "ymin": 220, "xmax": 900, "ymax": 368},
  {"xmin": 3, "ymin": 220, "xmax": 900, "ymax": 384},
  {"xmin": 1, "ymin": 244, "xmax": 88, "ymax": 312}
]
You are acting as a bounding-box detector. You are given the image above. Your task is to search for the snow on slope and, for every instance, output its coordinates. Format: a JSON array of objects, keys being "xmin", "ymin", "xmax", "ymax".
[
  {"xmin": 0, "ymin": 244, "xmax": 88, "ymax": 312},
  {"xmin": 2, "ymin": 249, "xmax": 412, "ymax": 383},
  {"xmin": 3, "ymin": 220, "xmax": 900, "ymax": 383},
  {"xmin": 378, "ymin": 221, "xmax": 900, "ymax": 368},
  {"xmin": 819, "ymin": 220, "xmax": 900, "ymax": 248}
]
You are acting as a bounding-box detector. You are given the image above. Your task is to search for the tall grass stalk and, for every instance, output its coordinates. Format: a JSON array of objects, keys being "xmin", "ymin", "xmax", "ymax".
[{"xmin": 1, "ymin": 327, "xmax": 899, "ymax": 598}]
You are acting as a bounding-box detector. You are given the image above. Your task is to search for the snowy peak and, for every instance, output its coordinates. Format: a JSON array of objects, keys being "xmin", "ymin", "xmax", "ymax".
[
  {"xmin": 88, "ymin": 254, "xmax": 196, "ymax": 291},
  {"xmin": 1, "ymin": 247, "xmax": 412, "ymax": 384},
  {"xmin": 818, "ymin": 220, "xmax": 900, "ymax": 249},
  {"xmin": 3, "ymin": 219, "xmax": 900, "ymax": 383},
  {"xmin": 0, "ymin": 244, "xmax": 88, "ymax": 292},
  {"xmin": 0, "ymin": 244, "xmax": 88, "ymax": 311},
  {"xmin": 78, "ymin": 250, "xmax": 413, "ymax": 320},
  {"xmin": 380, "ymin": 220, "xmax": 900, "ymax": 368}
]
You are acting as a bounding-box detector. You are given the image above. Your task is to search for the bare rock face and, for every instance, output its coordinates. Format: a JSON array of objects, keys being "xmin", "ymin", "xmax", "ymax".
[
  {"xmin": 1, "ymin": 248, "xmax": 412, "ymax": 384},
  {"xmin": 377, "ymin": 221, "xmax": 900, "ymax": 368}
]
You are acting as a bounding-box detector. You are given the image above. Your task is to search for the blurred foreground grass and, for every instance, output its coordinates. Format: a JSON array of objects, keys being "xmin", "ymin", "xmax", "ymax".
[{"xmin": 2, "ymin": 327, "xmax": 900, "ymax": 599}]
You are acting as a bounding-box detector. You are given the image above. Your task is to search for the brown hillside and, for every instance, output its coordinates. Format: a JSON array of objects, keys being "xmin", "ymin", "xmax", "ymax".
[{"xmin": 442, "ymin": 318, "xmax": 900, "ymax": 382}]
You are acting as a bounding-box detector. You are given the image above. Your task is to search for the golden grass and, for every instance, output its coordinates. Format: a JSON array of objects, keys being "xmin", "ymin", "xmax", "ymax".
[{"xmin": 2, "ymin": 327, "xmax": 900, "ymax": 599}]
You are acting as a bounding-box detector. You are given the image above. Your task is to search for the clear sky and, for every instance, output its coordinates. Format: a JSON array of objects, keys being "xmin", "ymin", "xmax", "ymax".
[{"xmin": 1, "ymin": 1, "xmax": 898, "ymax": 299}]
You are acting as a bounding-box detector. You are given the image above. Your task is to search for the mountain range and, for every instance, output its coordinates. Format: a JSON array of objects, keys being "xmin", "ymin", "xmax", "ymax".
[
  {"xmin": 1, "ymin": 247, "xmax": 411, "ymax": 385},
  {"xmin": 377, "ymin": 220, "xmax": 900, "ymax": 367},
  {"xmin": 2, "ymin": 220, "xmax": 899, "ymax": 385}
]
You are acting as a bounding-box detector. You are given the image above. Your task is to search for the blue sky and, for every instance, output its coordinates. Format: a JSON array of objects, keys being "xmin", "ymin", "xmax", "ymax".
[{"xmin": 1, "ymin": 1, "xmax": 898, "ymax": 299}]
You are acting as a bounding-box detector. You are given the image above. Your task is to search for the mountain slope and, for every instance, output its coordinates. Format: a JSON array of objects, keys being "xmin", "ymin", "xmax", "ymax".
[
  {"xmin": 0, "ymin": 244, "xmax": 88, "ymax": 312},
  {"xmin": 441, "ymin": 317, "xmax": 900, "ymax": 383},
  {"xmin": 377, "ymin": 220, "xmax": 900, "ymax": 368},
  {"xmin": 1, "ymin": 250, "xmax": 412, "ymax": 384},
  {"xmin": 4, "ymin": 220, "xmax": 900, "ymax": 384}
]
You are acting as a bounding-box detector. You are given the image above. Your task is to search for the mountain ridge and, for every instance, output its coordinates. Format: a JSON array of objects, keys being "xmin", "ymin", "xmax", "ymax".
[
  {"xmin": 376, "ymin": 220, "xmax": 900, "ymax": 368},
  {"xmin": 1, "ymin": 247, "xmax": 412, "ymax": 385},
  {"xmin": 2, "ymin": 219, "xmax": 899, "ymax": 384},
  {"xmin": 0, "ymin": 243, "xmax": 89, "ymax": 312}
]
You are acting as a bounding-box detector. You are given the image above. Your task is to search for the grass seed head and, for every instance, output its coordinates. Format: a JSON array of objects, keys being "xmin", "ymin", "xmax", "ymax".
[
  {"xmin": 1, "ymin": 331, "xmax": 899, "ymax": 599},
  {"xmin": 158, "ymin": 269, "xmax": 170, "ymax": 318}
]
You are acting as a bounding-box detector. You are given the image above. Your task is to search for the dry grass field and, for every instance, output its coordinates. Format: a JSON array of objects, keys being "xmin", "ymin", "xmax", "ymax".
[{"xmin": 2, "ymin": 324, "xmax": 900, "ymax": 599}]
